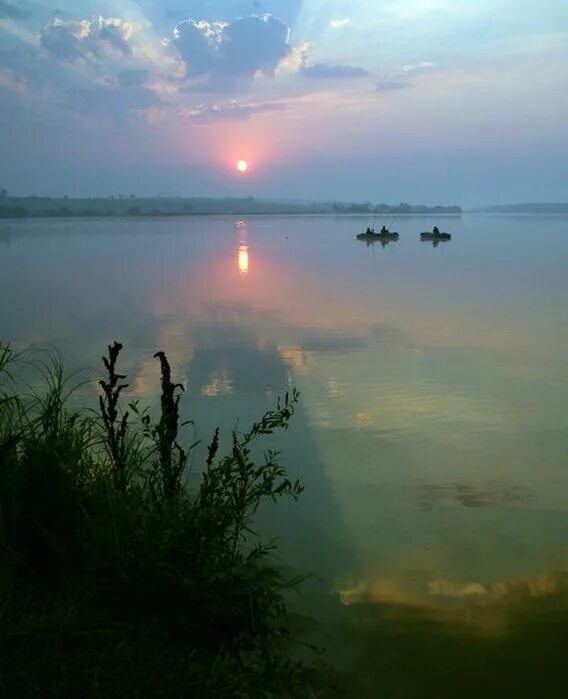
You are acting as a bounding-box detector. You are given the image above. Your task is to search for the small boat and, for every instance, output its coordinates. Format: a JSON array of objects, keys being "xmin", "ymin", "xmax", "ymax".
[
  {"xmin": 420, "ymin": 226, "xmax": 451, "ymax": 242},
  {"xmin": 356, "ymin": 226, "xmax": 399, "ymax": 242}
]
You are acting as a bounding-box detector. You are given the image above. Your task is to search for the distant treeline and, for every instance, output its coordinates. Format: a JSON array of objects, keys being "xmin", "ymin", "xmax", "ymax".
[
  {"xmin": 331, "ymin": 202, "xmax": 462, "ymax": 214},
  {"xmin": 0, "ymin": 193, "xmax": 463, "ymax": 219},
  {"xmin": 0, "ymin": 195, "xmax": 316, "ymax": 218},
  {"xmin": 471, "ymin": 203, "xmax": 568, "ymax": 214}
]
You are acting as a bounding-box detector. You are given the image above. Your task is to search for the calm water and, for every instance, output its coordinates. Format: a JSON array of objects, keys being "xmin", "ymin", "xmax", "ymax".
[{"xmin": 2, "ymin": 214, "xmax": 568, "ymax": 695}]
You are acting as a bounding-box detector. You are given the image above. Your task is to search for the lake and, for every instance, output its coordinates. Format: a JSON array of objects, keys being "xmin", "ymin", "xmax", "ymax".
[{"xmin": 1, "ymin": 213, "xmax": 568, "ymax": 696}]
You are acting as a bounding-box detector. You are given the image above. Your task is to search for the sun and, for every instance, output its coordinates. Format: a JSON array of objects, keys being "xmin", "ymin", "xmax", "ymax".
[{"xmin": 236, "ymin": 160, "xmax": 249, "ymax": 173}]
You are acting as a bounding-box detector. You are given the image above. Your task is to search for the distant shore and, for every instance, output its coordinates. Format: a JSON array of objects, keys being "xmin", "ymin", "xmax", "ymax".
[
  {"xmin": 0, "ymin": 195, "xmax": 462, "ymax": 220},
  {"xmin": 468, "ymin": 203, "xmax": 568, "ymax": 214},
  {"xmin": 3, "ymin": 196, "xmax": 565, "ymax": 220}
]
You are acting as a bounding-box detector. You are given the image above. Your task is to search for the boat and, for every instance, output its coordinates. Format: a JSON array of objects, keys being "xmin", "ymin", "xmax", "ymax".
[
  {"xmin": 420, "ymin": 225, "xmax": 451, "ymax": 242},
  {"xmin": 356, "ymin": 225, "xmax": 399, "ymax": 243}
]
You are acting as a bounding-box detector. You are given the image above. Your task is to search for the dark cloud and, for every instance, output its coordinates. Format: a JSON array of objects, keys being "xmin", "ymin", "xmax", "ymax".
[
  {"xmin": 40, "ymin": 17, "xmax": 133, "ymax": 63},
  {"xmin": 300, "ymin": 62, "xmax": 369, "ymax": 79},
  {"xmin": 172, "ymin": 14, "xmax": 291, "ymax": 89},
  {"xmin": 40, "ymin": 21, "xmax": 83, "ymax": 61},
  {"xmin": 376, "ymin": 80, "xmax": 408, "ymax": 92},
  {"xmin": 3, "ymin": 16, "xmax": 162, "ymax": 127},
  {"xmin": 221, "ymin": 15, "xmax": 290, "ymax": 76},
  {"xmin": 0, "ymin": 1, "xmax": 27, "ymax": 20},
  {"xmin": 96, "ymin": 23, "xmax": 132, "ymax": 55},
  {"xmin": 180, "ymin": 99, "xmax": 285, "ymax": 123},
  {"xmin": 172, "ymin": 19, "xmax": 217, "ymax": 76}
]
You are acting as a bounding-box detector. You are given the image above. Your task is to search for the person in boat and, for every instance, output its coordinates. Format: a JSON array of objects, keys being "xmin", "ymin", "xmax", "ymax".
[
  {"xmin": 366, "ymin": 227, "xmax": 373, "ymax": 235},
  {"xmin": 432, "ymin": 225, "xmax": 440, "ymax": 236},
  {"xmin": 380, "ymin": 225, "xmax": 389, "ymax": 235}
]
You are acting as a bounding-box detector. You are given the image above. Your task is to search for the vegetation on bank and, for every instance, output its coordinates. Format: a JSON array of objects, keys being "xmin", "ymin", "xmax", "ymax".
[
  {"xmin": 0, "ymin": 191, "xmax": 462, "ymax": 219},
  {"xmin": 0, "ymin": 342, "xmax": 336, "ymax": 698},
  {"xmin": 332, "ymin": 202, "xmax": 462, "ymax": 215}
]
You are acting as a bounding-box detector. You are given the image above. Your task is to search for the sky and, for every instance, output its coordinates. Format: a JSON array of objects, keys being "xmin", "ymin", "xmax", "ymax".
[{"xmin": 0, "ymin": 0, "xmax": 567, "ymax": 205}]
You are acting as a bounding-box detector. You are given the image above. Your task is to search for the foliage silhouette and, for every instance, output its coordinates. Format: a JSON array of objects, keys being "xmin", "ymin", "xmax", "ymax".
[{"xmin": 0, "ymin": 342, "xmax": 335, "ymax": 698}]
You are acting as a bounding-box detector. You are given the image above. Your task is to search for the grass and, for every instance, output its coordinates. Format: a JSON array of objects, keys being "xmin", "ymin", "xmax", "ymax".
[{"xmin": 0, "ymin": 342, "xmax": 338, "ymax": 698}]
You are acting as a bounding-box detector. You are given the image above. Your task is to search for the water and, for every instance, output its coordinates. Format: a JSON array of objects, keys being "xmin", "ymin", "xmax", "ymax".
[{"xmin": 1, "ymin": 214, "xmax": 568, "ymax": 695}]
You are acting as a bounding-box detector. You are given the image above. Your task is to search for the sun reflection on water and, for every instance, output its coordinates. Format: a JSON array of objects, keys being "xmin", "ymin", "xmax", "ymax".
[
  {"xmin": 238, "ymin": 243, "xmax": 249, "ymax": 275},
  {"xmin": 236, "ymin": 220, "xmax": 249, "ymax": 276}
]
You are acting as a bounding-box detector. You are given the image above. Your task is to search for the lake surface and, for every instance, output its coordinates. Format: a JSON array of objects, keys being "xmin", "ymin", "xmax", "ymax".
[{"xmin": 2, "ymin": 214, "xmax": 568, "ymax": 695}]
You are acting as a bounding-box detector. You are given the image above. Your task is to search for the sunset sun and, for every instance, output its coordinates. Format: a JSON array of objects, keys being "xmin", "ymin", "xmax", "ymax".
[{"xmin": 236, "ymin": 160, "xmax": 249, "ymax": 173}]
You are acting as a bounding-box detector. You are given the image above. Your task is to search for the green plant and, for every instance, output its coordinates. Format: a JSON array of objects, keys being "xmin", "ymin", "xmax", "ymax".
[
  {"xmin": 98, "ymin": 341, "xmax": 131, "ymax": 489},
  {"xmin": 198, "ymin": 390, "xmax": 303, "ymax": 555},
  {"xmin": 152, "ymin": 350, "xmax": 189, "ymax": 498},
  {"xmin": 0, "ymin": 341, "xmax": 335, "ymax": 698}
]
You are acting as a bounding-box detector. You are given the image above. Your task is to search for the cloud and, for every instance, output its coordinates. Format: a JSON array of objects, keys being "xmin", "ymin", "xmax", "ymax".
[
  {"xmin": 40, "ymin": 16, "xmax": 136, "ymax": 63},
  {"xmin": 0, "ymin": 1, "xmax": 27, "ymax": 20},
  {"xmin": 329, "ymin": 18, "xmax": 351, "ymax": 29},
  {"xmin": 0, "ymin": 67, "xmax": 27, "ymax": 93},
  {"xmin": 222, "ymin": 15, "xmax": 290, "ymax": 76},
  {"xmin": 0, "ymin": 46, "xmax": 63, "ymax": 96},
  {"xmin": 0, "ymin": 47, "xmax": 27, "ymax": 77},
  {"xmin": 171, "ymin": 19, "xmax": 218, "ymax": 77},
  {"xmin": 2, "ymin": 13, "xmax": 176, "ymax": 129},
  {"xmin": 172, "ymin": 14, "xmax": 292, "ymax": 89},
  {"xmin": 118, "ymin": 69, "xmax": 149, "ymax": 87},
  {"xmin": 376, "ymin": 80, "xmax": 408, "ymax": 92},
  {"xmin": 300, "ymin": 62, "xmax": 369, "ymax": 79},
  {"xmin": 401, "ymin": 61, "xmax": 438, "ymax": 75},
  {"xmin": 165, "ymin": 1, "xmax": 303, "ymax": 26},
  {"xmin": 180, "ymin": 99, "xmax": 286, "ymax": 123},
  {"xmin": 63, "ymin": 83, "xmax": 161, "ymax": 119}
]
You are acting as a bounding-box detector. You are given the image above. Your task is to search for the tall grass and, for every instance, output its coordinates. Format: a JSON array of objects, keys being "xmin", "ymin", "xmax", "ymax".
[{"xmin": 0, "ymin": 342, "xmax": 335, "ymax": 698}]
